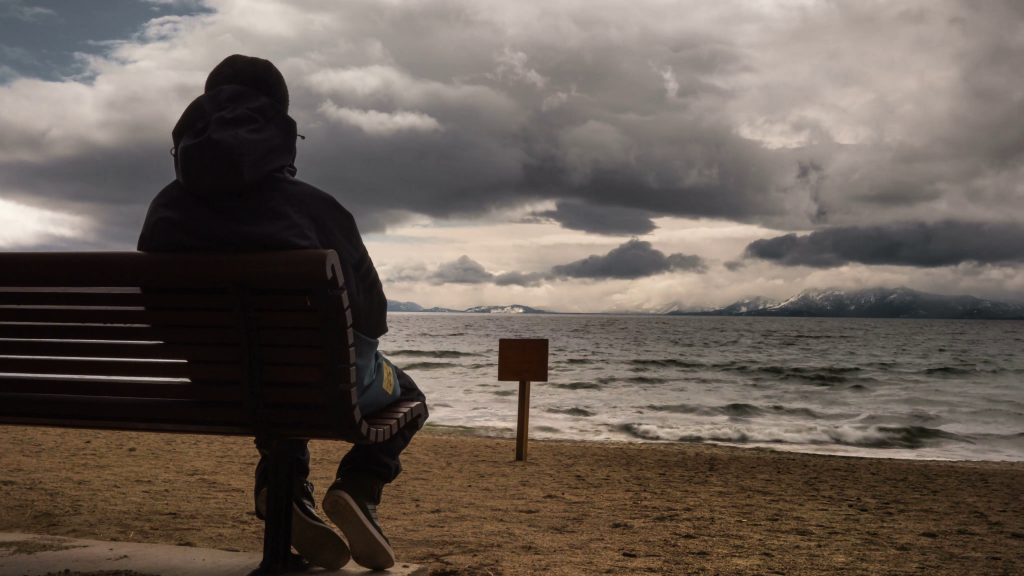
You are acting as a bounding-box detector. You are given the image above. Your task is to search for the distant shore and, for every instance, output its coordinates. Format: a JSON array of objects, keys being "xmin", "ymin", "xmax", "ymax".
[{"xmin": 0, "ymin": 426, "xmax": 1021, "ymax": 575}]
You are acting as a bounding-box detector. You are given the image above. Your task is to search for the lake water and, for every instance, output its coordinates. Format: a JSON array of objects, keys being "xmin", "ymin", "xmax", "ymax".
[{"xmin": 381, "ymin": 313, "xmax": 1024, "ymax": 461}]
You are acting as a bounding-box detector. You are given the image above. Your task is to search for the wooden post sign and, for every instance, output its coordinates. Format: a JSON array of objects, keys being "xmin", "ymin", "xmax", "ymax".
[{"xmin": 498, "ymin": 339, "xmax": 549, "ymax": 461}]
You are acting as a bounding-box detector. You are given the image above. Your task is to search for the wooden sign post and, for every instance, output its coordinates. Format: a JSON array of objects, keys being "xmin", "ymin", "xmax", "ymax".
[{"xmin": 498, "ymin": 339, "xmax": 548, "ymax": 461}]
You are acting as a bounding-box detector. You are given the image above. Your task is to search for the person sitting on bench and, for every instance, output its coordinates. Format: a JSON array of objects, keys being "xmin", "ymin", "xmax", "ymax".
[{"xmin": 137, "ymin": 54, "xmax": 429, "ymax": 571}]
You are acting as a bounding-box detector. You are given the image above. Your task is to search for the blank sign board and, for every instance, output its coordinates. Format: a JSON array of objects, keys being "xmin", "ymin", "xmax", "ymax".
[{"xmin": 498, "ymin": 338, "xmax": 549, "ymax": 382}]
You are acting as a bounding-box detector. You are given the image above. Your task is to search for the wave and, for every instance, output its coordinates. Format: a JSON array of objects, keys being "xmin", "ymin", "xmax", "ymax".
[
  {"xmin": 648, "ymin": 403, "xmax": 760, "ymax": 417},
  {"xmin": 564, "ymin": 358, "xmax": 595, "ymax": 365},
  {"xmin": 626, "ymin": 376, "xmax": 668, "ymax": 384},
  {"xmin": 547, "ymin": 407, "xmax": 596, "ymax": 417},
  {"xmin": 921, "ymin": 366, "xmax": 1001, "ymax": 376},
  {"xmin": 384, "ymin": 350, "xmax": 483, "ymax": 358},
  {"xmin": 647, "ymin": 403, "xmax": 821, "ymax": 419},
  {"xmin": 549, "ymin": 381, "xmax": 602, "ymax": 390},
  {"xmin": 856, "ymin": 411, "xmax": 943, "ymax": 426},
  {"xmin": 401, "ymin": 361, "xmax": 458, "ymax": 370},
  {"xmin": 614, "ymin": 423, "xmax": 971, "ymax": 449},
  {"xmin": 630, "ymin": 359, "xmax": 705, "ymax": 369},
  {"xmin": 707, "ymin": 364, "xmax": 867, "ymax": 385},
  {"xmin": 782, "ymin": 373, "xmax": 851, "ymax": 385},
  {"xmin": 768, "ymin": 405, "xmax": 823, "ymax": 418}
]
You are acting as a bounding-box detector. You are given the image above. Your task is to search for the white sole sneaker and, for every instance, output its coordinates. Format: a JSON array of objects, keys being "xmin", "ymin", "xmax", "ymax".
[
  {"xmin": 322, "ymin": 490, "xmax": 396, "ymax": 570},
  {"xmin": 256, "ymin": 489, "xmax": 350, "ymax": 570}
]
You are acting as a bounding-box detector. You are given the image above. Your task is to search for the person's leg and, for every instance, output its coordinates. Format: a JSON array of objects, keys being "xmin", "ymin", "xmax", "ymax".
[
  {"xmin": 253, "ymin": 438, "xmax": 311, "ymax": 515},
  {"xmin": 335, "ymin": 367, "xmax": 429, "ymax": 483},
  {"xmin": 253, "ymin": 438, "xmax": 350, "ymax": 570},
  {"xmin": 323, "ymin": 367, "xmax": 428, "ymax": 570}
]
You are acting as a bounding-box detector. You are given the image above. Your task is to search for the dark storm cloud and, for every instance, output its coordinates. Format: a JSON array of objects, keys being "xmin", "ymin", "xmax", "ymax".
[
  {"xmin": 0, "ymin": 141, "xmax": 174, "ymax": 247},
  {"xmin": 3, "ymin": 0, "xmax": 1024, "ymax": 249},
  {"xmin": 493, "ymin": 271, "xmax": 549, "ymax": 287},
  {"xmin": 399, "ymin": 239, "xmax": 706, "ymax": 286},
  {"xmin": 551, "ymin": 239, "xmax": 707, "ymax": 279},
  {"xmin": 744, "ymin": 221, "xmax": 1024, "ymax": 268},
  {"xmin": 537, "ymin": 201, "xmax": 657, "ymax": 235}
]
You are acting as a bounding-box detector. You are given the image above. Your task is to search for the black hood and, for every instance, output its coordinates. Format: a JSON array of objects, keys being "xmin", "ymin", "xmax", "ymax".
[{"xmin": 171, "ymin": 85, "xmax": 298, "ymax": 195}]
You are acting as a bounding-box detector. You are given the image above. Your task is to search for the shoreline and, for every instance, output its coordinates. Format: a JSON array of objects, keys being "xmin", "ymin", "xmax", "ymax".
[
  {"xmin": 1, "ymin": 425, "xmax": 1021, "ymax": 575},
  {"xmin": 422, "ymin": 423, "xmax": 1024, "ymax": 463}
]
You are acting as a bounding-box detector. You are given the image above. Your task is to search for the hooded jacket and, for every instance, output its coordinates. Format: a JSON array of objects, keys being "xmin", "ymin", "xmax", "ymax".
[{"xmin": 138, "ymin": 85, "xmax": 388, "ymax": 339}]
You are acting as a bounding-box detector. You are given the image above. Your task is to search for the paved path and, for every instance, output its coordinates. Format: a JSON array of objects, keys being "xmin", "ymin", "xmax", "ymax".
[{"xmin": 0, "ymin": 533, "xmax": 427, "ymax": 576}]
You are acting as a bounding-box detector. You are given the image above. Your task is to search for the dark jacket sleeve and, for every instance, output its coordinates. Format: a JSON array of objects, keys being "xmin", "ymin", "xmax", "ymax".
[
  {"xmin": 300, "ymin": 188, "xmax": 389, "ymax": 339},
  {"xmin": 343, "ymin": 229, "xmax": 389, "ymax": 339}
]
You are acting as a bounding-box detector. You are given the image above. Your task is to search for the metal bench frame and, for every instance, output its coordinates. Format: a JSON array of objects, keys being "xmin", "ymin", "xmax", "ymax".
[{"xmin": 0, "ymin": 250, "xmax": 425, "ymax": 575}]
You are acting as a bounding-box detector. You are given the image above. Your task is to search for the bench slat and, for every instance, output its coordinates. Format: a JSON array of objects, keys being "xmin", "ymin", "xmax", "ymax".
[
  {"xmin": 250, "ymin": 295, "xmax": 318, "ymax": 311},
  {"xmin": 0, "ymin": 324, "xmax": 241, "ymax": 344},
  {"xmin": 0, "ymin": 357, "xmax": 242, "ymax": 380},
  {"xmin": 0, "ymin": 416, "xmax": 250, "ymax": 436},
  {"xmin": 0, "ymin": 377, "xmax": 242, "ymax": 401},
  {"xmin": 0, "ymin": 341, "xmax": 243, "ymax": 362},
  {"xmin": 0, "ymin": 324, "xmax": 324, "ymax": 347},
  {"xmin": 365, "ymin": 418, "xmax": 399, "ymax": 437},
  {"xmin": 0, "ymin": 308, "xmax": 237, "ymax": 327},
  {"xmin": 0, "ymin": 292, "xmax": 323, "ymax": 312},
  {"xmin": 0, "ymin": 358, "xmax": 332, "ymax": 383},
  {"xmin": 0, "ymin": 393, "xmax": 248, "ymax": 424},
  {"xmin": 0, "ymin": 378, "xmax": 345, "ymax": 406},
  {"xmin": 263, "ymin": 347, "xmax": 324, "ymax": 365},
  {"xmin": 261, "ymin": 386, "xmax": 328, "ymax": 405},
  {"xmin": 0, "ymin": 308, "xmax": 321, "ymax": 329},
  {"xmin": 0, "ymin": 292, "xmax": 233, "ymax": 309},
  {"xmin": 259, "ymin": 329, "xmax": 322, "ymax": 347}
]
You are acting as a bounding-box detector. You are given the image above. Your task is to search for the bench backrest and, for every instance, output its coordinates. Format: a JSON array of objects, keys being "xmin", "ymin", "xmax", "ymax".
[{"xmin": 0, "ymin": 250, "xmax": 420, "ymax": 443}]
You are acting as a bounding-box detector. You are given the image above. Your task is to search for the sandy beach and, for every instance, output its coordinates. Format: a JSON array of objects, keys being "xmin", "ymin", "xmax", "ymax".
[{"xmin": 0, "ymin": 425, "xmax": 1021, "ymax": 576}]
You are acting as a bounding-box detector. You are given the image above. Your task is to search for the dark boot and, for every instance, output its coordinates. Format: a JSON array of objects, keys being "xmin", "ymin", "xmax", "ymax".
[
  {"xmin": 256, "ymin": 480, "xmax": 350, "ymax": 570},
  {"xmin": 322, "ymin": 475, "xmax": 395, "ymax": 570}
]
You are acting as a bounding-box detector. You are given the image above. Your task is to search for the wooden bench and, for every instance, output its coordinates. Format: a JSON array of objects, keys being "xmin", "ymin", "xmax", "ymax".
[{"xmin": 0, "ymin": 250, "xmax": 426, "ymax": 575}]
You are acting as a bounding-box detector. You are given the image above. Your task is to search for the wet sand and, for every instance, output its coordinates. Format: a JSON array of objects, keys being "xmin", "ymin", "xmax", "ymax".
[{"xmin": 0, "ymin": 425, "xmax": 1021, "ymax": 575}]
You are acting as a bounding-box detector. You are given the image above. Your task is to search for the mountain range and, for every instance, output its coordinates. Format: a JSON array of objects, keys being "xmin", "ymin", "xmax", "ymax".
[
  {"xmin": 669, "ymin": 288, "xmax": 1024, "ymax": 320},
  {"xmin": 386, "ymin": 301, "xmax": 548, "ymax": 314},
  {"xmin": 388, "ymin": 288, "xmax": 1024, "ymax": 319}
]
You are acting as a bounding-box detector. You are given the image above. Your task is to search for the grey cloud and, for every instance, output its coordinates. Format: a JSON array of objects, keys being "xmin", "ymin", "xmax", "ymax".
[
  {"xmin": 744, "ymin": 221, "xmax": 1024, "ymax": 268},
  {"xmin": 3, "ymin": 0, "xmax": 1024, "ymax": 249},
  {"xmin": 493, "ymin": 271, "xmax": 549, "ymax": 287},
  {"xmin": 537, "ymin": 201, "xmax": 657, "ymax": 235},
  {"xmin": 428, "ymin": 255, "xmax": 495, "ymax": 284},
  {"xmin": 551, "ymin": 239, "xmax": 707, "ymax": 279},
  {"xmin": 396, "ymin": 239, "xmax": 707, "ymax": 286}
]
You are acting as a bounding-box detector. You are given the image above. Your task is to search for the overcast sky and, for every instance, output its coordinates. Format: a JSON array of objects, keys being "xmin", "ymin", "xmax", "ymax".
[{"xmin": 2, "ymin": 0, "xmax": 1023, "ymax": 311}]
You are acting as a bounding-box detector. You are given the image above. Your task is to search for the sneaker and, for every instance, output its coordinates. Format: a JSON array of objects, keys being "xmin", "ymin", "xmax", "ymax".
[
  {"xmin": 322, "ymin": 476, "xmax": 396, "ymax": 570},
  {"xmin": 256, "ymin": 481, "xmax": 350, "ymax": 570}
]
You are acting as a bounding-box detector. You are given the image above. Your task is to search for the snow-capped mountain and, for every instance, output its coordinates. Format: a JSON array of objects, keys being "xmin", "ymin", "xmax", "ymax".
[
  {"xmin": 463, "ymin": 304, "xmax": 548, "ymax": 314},
  {"xmin": 714, "ymin": 296, "xmax": 780, "ymax": 315},
  {"xmin": 386, "ymin": 300, "xmax": 424, "ymax": 312},
  {"xmin": 386, "ymin": 300, "xmax": 548, "ymax": 314},
  {"xmin": 673, "ymin": 288, "xmax": 1024, "ymax": 319}
]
